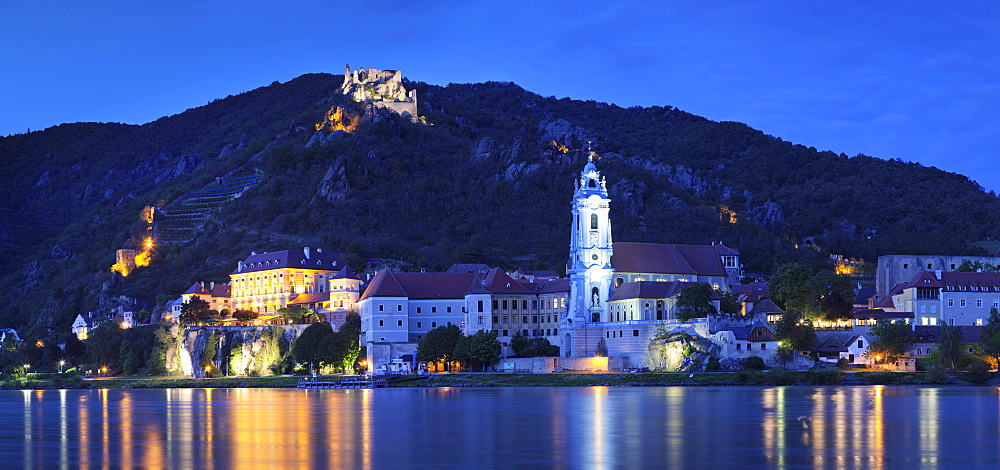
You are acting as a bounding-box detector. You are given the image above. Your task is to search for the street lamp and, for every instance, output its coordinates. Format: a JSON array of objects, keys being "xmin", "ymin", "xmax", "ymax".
[
  {"xmin": 23, "ymin": 364, "xmax": 30, "ymax": 374},
  {"xmin": 58, "ymin": 360, "xmax": 65, "ymax": 373}
]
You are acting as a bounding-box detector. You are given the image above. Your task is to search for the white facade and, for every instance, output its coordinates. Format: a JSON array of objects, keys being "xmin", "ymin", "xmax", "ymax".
[{"xmin": 564, "ymin": 153, "xmax": 615, "ymax": 357}]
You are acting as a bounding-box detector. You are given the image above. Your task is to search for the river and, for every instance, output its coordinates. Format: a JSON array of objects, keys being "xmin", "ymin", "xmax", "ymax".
[{"xmin": 1, "ymin": 386, "xmax": 997, "ymax": 468}]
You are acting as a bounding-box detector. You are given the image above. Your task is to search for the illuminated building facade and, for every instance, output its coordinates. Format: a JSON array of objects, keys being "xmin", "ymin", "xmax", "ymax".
[{"xmin": 229, "ymin": 247, "xmax": 348, "ymax": 314}]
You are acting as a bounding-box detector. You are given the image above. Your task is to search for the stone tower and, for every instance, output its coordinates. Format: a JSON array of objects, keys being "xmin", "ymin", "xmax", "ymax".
[{"xmin": 563, "ymin": 152, "xmax": 614, "ymax": 356}]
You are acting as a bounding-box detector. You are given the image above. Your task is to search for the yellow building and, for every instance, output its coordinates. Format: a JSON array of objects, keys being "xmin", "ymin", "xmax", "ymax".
[{"xmin": 229, "ymin": 247, "xmax": 349, "ymax": 314}]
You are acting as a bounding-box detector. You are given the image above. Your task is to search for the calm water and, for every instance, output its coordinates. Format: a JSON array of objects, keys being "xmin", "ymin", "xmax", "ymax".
[{"xmin": 2, "ymin": 385, "xmax": 999, "ymax": 468}]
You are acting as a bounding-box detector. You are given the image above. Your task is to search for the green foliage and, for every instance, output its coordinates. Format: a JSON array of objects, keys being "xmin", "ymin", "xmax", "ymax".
[
  {"xmin": 0, "ymin": 348, "xmax": 28, "ymax": 374},
  {"xmin": 64, "ymin": 334, "xmax": 86, "ymax": 363},
  {"xmin": 676, "ymin": 283, "xmax": 717, "ymax": 321},
  {"xmin": 963, "ymin": 359, "xmax": 993, "ymax": 384},
  {"xmin": 957, "ymin": 260, "xmax": 1000, "ymax": 273},
  {"xmin": 867, "ymin": 320, "xmax": 915, "ymax": 363},
  {"xmin": 85, "ymin": 323, "xmax": 124, "ymax": 370},
  {"xmin": 200, "ymin": 332, "xmax": 220, "ymax": 369},
  {"xmin": 717, "ymin": 290, "xmax": 740, "ymax": 314},
  {"xmin": 774, "ymin": 310, "xmax": 816, "ymax": 351},
  {"xmin": 417, "ymin": 325, "xmax": 462, "ymax": 369},
  {"xmin": 510, "ymin": 335, "xmax": 559, "ymax": 358},
  {"xmin": 743, "ymin": 356, "xmax": 766, "ymax": 370},
  {"xmin": 233, "ymin": 309, "xmax": 259, "ymax": 322},
  {"xmin": 455, "ymin": 330, "xmax": 502, "ymax": 371},
  {"xmin": 180, "ymin": 297, "xmax": 211, "ymax": 323},
  {"xmin": 119, "ymin": 325, "xmax": 157, "ymax": 375},
  {"xmin": 228, "ymin": 336, "xmax": 245, "ymax": 376},
  {"xmin": 291, "ymin": 322, "xmax": 334, "ymax": 370},
  {"xmin": 980, "ymin": 307, "xmax": 1000, "ymax": 368},
  {"xmin": 251, "ymin": 327, "xmax": 288, "ymax": 375},
  {"xmin": 805, "ymin": 368, "xmax": 843, "ymax": 384},
  {"xmin": 769, "ymin": 263, "xmax": 853, "ymax": 320},
  {"xmin": 706, "ymin": 356, "xmax": 720, "ymax": 371},
  {"xmin": 595, "ymin": 338, "xmax": 608, "ymax": 357},
  {"xmin": 278, "ymin": 306, "xmax": 318, "ymax": 324},
  {"xmin": 937, "ymin": 324, "xmax": 963, "ymax": 371},
  {"xmin": 146, "ymin": 323, "xmax": 176, "ymax": 375}
]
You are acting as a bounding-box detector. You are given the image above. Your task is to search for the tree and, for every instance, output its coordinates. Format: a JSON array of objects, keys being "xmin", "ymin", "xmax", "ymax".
[
  {"xmin": 774, "ymin": 310, "xmax": 816, "ymax": 352},
  {"xmin": 938, "ymin": 324, "xmax": 962, "ymax": 371},
  {"xmin": 291, "ymin": 322, "xmax": 335, "ymax": 372},
  {"xmin": 455, "ymin": 330, "xmax": 501, "ymax": 371},
  {"xmin": 769, "ymin": 263, "xmax": 854, "ymax": 320},
  {"xmin": 179, "ymin": 297, "xmax": 211, "ymax": 323},
  {"xmin": 417, "ymin": 325, "xmax": 462, "ymax": 371},
  {"xmin": 595, "ymin": 338, "xmax": 608, "ymax": 357},
  {"xmin": 511, "ymin": 335, "xmax": 560, "ymax": 357},
  {"xmin": 279, "ymin": 306, "xmax": 317, "ymax": 324},
  {"xmin": 233, "ymin": 309, "xmax": 259, "ymax": 322},
  {"xmin": 64, "ymin": 333, "xmax": 86, "ymax": 365},
  {"xmin": 676, "ymin": 283, "xmax": 717, "ymax": 321},
  {"xmin": 979, "ymin": 307, "xmax": 1000, "ymax": 369},
  {"xmin": 717, "ymin": 289, "xmax": 740, "ymax": 314},
  {"xmin": 84, "ymin": 323, "xmax": 124, "ymax": 371},
  {"xmin": 867, "ymin": 320, "xmax": 914, "ymax": 363}
]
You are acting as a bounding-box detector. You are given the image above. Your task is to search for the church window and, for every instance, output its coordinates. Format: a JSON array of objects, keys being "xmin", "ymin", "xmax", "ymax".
[
  {"xmin": 493, "ymin": 316, "xmax": 498, "ymax": 323},
  {"xmin": 432, "ymin": 307, "xmax": 437, "ymax": 313},
  {"xmin": 503, "ymin": 300, "xmax": 508, "ymax": 309},
  {"xmin": 379, "ymin": 304, "xmax": 384, "ymax": 312},
  {"xmin": 447, "ymin": 307, "xmax": 452, "ymax": 312},
  {"xmin": 379, "ymin": 320, "xmax": 384, "ymax": 327},
  {"xmin": 522, "ymin": 316, "xmax": 528, "ymax": 323},
  {"xmin": 397, "ymin": 305, "xmax": 402, "ymax": 311},
  {"xmin": 493, "ymin": 300, "xmax": 498, "ymax": 309},
  {"xmin": 417, "ymin": 322, "xmax": 422, "ymax": 328},
  {"xmin": 961, "ymin": 299, "xmax": 967, "ymax": 307},
  {"xmin": 588, "ymin": 179, "xmax": 596, "ymax": 188},
  {"xmin": 479, "ymin": 301, "xmax": 485, "ymax": 312},
  {"xmin": 502, "ymin": 315, "xmax": 508, "ymax": 323},
  {"xmin": 416, "ymin": 307, "xmax": 422, "ymax": 313},
  {"xmin": 397, "ymin": 320, "xmax": 403, "ymax": 327},
  {"xmin": 591, "ymin": 214, "xmax": 598, "ymax": 229},
  {"xmin": 633, "ymin": 330, "xmax": 639, "ymax": 337},
  {"xmin": 523, "ymin": 300, "xmax": 529, "ymax": 309},
  {"xmin": 978, "ymin": 299, "xmax": 983, "ymax": 307},
  {"xmin": 477, "ymin": 316, "xmax": 484, "ymax": 324},
  {"xmin": 616, "ymin": 278, "xmax": 624, "ymax": 288},
  {"xmin": 502, "ymin": 330, "xmax": 509, "ymax": 336},
  {"xmin": 432, "ymin": 322, "xmax": 437, "ymax": 327}
]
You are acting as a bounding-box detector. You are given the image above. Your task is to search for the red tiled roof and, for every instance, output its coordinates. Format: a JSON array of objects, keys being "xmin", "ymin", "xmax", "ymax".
[
  {"xmin": 611, "ymin": 243, "xmax": 728, "ymax": 276},
  {"xmin": 182, "ymin": 282, "xmax": 231, "ymax": 298},
  {"xmin": 901, "ymin": 271, "xmax": 944, "ymax": 289},
  {"xmin": 289, "ymin": 292, "xmax": 330, "ymax": 304},
  {"xmin": 333, "ymin": 265, "xmax": 360, "ymax": 280},
  {"xmin": 359, "ymin": 270, "xmax": 407, "ymax": 301},
  {"xmin": 483, "ymin": 268, "xmax": 533, "ymax": 294},
  {"xmin": 231, "ymin": 248, "xmax": 347, "ymax": 275},
  {"xmin": 748, "ymin": 298, "xmax": 784, "ymax": 315},
  {"xmin": 938, "ymin": 271, "xmax": 1000, "ymax": 292}
]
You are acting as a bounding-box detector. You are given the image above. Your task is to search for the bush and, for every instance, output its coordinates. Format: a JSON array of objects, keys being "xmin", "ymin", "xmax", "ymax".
[
  {"xmin": 836, "ymin": 358, "xmax": 849, "ymax": 369},
  {"xmin": 963, "ymin": 360, "xmax": 992, "ymax": 384},
  {"xmin": 806, "ymin": 368, "xmax": 843, "ymax": 384},
  {"xmin": 743, "ymin": 356, "xmax": 766, "ymax": 370},
  {"xmin": 706, "ymin": 356, "xmax": 720, "ymax": 372}
]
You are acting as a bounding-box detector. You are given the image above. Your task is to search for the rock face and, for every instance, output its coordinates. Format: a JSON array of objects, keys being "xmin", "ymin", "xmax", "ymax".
[
  {"xmin": 747, "ymin": 200, "xmax": 785, "ymax": 227},
  {"xmin": 646, "ymin": 331, "xmax": 721, "ymax": 372},
  {"xmin": 169, "ymin": 324, "xmax": 308, "ymax": 377},
  {"xmin": 315, "ymin": 157, "xmax": 351, "ymax": 203}
]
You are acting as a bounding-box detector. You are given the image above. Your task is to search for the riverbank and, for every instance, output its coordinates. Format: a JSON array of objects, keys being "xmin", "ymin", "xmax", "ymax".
[{"xmin": 3, "ymin": 369, "xmax": 995, "ymax": 389}]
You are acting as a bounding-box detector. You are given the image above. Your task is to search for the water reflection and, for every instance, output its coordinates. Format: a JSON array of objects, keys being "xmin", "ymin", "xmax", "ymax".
[{"xmin": 1, "ymin": 386, "xmax": 1000, "ymax": 467}]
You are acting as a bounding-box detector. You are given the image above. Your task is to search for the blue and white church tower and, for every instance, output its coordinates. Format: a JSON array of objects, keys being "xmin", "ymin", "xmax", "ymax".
[{"xmin": 562, "ymin": 151, "xmax": 614, "ymax": 357}]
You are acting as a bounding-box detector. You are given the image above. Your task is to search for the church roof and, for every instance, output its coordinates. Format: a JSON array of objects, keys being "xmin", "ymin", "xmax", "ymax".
[
  {"xmin": 482, "ymin": 268, "xmax": 533, "ymax": 294},
  {"xmin": 446, "ymin": 263, "xmax": 491, "ymax": 274},
  {"xmin": 518, "ymin": 278, "xmax": 570, "ymax": 294},
  {"xmin": 606, "ymin": 281, "xmax": 716, "ymax": 302},
  {"xmin": 611, "ymin": 243, "xmax": 728, "ymax": 277},
  {"xmin": 231, "ymin": 248, "xmax": 347, "ymax": 275}
]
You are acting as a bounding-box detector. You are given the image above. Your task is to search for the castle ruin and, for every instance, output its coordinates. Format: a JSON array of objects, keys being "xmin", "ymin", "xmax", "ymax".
[{"xmin": 341, "ymin": 64, "xmax": 418, "ymax": 121}]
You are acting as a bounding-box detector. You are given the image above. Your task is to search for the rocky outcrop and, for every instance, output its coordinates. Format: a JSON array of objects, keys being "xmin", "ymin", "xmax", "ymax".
[
  {"xmin": 538, "ymin": 115, "xmax": 592, "ymax": 145},
  {"xmin": 646, "ymin": 331, "xmax": 720, "ymax": 372},
  {"xmin": 35, "ymin": 171, "xmax": 50, "ymax": 187},
  {"xmin": 471, "ymin": 137, "xmax": 495, "ymax": 161},
  {"xmin": 171, "ymin": 324, "xmax": 308, "ymax": 377},
  {"xmin": 747, "ymin": 200, "xmax": 785, "ymax": 227},
  {"xmin": 610, "ymin": 178, "xmax": 648, "ymax": 217},
  {"xmin": 315, "ymin": 157, "xmax": 351, "ymax": 204},
  {"xmin": 154, "ymin": 155, "xmax": 202, "ymax": 184}
]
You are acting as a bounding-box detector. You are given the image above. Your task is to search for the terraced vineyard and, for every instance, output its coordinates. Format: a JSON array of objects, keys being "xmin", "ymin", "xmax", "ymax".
[{"xmin": 155, "ymin": 170, "xmax": 263, "ymax": 243}]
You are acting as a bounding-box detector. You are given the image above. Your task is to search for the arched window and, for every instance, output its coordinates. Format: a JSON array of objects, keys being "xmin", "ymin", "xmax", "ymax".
[{"xmin": 591, "ymin": 213, "xmax": 598, "ymax": 229}]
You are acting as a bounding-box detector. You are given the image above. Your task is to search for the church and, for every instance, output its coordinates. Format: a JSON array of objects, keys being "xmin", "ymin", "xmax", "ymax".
[{"xmin": 560, "ymin": 153, "xmax": 742, "ymax": 366}]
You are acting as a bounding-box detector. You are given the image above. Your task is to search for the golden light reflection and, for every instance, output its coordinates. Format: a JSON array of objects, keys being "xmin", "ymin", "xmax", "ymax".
[
  {"xmin": 591, "ymin": 386, "xmax": 607, "ymax": 467},
  {"xmin": 919, "ymin": 388, "xmax": 939, "ymax": 466},
  {"xmin": 315, "ymin": 106, "xmax": 361, "ymax": 132}
]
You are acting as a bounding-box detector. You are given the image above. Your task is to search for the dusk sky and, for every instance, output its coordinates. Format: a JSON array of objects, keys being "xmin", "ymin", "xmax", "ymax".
[{"xmin": 3, "ymin": 2, "xmax": 998, "ymax": 190}]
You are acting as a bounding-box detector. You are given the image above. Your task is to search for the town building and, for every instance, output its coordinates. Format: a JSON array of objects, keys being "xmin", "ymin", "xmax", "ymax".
[
  {"xmin": 884, "ymin": 270, "xmax": 1000, "ymax": 327},
  {"xmin": 229, "ymin": 247, "xmax": 349, "ymax": 314},
  {"xmin": 875, "ymin": 254, "xmax": 1000, "ymax": 299}
]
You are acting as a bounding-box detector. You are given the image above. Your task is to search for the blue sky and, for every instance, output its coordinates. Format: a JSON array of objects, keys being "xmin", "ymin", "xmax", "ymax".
[{"xmin": 3, "ymin": 2, "xmax": 998, "ymax": 190}]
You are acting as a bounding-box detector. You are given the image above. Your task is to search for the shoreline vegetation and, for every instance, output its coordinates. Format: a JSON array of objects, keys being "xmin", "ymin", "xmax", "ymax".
[{"xmin": 2, "ymin": 369, "xmax": 996, "ymax": 390}]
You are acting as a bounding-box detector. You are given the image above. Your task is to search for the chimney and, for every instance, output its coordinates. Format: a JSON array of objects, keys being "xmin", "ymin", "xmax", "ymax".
[
  {"xmin": 238, "ymin": 260, "xmax": 243, "ymax": 272},
  {"xmin": 935, "ymin": 270, "xmax": 942, "ymax": 279},
  {"xmin": 209, "ymin": 281, "xmax": 215, "ymax": 290},
  {"xmin": 304, "ymin": 247, "xmax": 311, "ymax": 259}
]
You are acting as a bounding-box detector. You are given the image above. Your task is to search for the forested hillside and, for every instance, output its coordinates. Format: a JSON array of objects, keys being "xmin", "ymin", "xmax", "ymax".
[{"xmin": 2, "ymin": 72, "xmax": 997, "ymax": 340}]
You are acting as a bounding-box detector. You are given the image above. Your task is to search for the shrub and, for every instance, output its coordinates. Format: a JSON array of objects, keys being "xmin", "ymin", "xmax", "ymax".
[
  {"xmin": 963, "ymin": 360, "xmax": 992, "ymax": 384},
  {"xmin": 807, "ymin": 368, "xmax": 843, "ymax": 384},
  {"xmin": 743, "ymin": 356, "xmax": 766, "ymax": 370},
  {"xmin": 706, "ymin": 356, "xmax": 720, "ymax": 372},
  {"xmin": 836, "ymin": 358, "xmax": 849, "ymax": 369}
]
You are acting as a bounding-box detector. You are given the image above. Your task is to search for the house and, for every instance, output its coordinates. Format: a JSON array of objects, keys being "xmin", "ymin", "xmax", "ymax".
[
  {"xmin": 712, "ymin": 321, "xmax": 778, "ymax": 358},
  {"xmin": 909, "ymin": 325, "xmax": 983, "ymax": 361},
  {"xmin": 735, "ymin": 282, "xmax": 770, "ymax": 315},
  {"xmin": 748, "ymin": 298, "xmax": 785, "ymax": 324},
  {"xmin": 180, "ymin": 281, "xmax": 231, "ymax": 314},
  {"xmin": 606, "ymin": 281, "xmax": 719, "ymax": 322},
  {"xmin": 813, "ymin": 331, "xmax": 871, "ymax": 364}
]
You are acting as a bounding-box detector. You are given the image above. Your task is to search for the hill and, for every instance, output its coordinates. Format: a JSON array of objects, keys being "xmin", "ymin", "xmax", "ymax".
[{"xmin": 1, "ymin": 72, "xmax": 998, "ymax": 339}]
